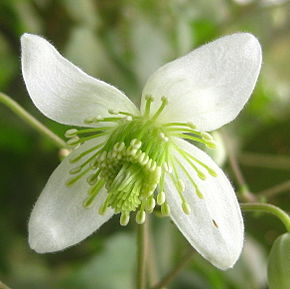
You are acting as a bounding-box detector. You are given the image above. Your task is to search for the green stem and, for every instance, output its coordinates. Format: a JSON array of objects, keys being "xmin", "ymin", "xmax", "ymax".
[
  {"xmin": 137, "ymin": 222, "xmax": 147, "ymax": 289},
  {"xmin": 0, "ymin": 92, "xmax": 67, "ymax": 149},
  {"xmin": 0, "ymin": 280, "xmax": 12, "ymax": 289},
  {"xmin": 241, "ymin": 202, "xmax": 290, "ymax": 232}
]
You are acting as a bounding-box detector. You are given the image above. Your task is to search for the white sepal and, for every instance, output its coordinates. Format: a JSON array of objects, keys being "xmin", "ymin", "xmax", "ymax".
[
  {"xmin": 141, "ymin": 33, "xmax": 262, "ymax": 131},
  {"xmin": 21, "ymin": 33, "xmax": 138, "ymax": 127},
  {"xmin": 28, "ymin": 138, "xmax": 113, "ymax": 253},
  {"xmin": 165, "ymin": 138, "xmax": 244, "ymax": 269}
]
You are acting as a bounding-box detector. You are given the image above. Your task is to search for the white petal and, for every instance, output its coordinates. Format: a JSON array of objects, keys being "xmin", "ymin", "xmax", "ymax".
[
  {"xmin": 21, "ymin": 33, "xmax": 138, "ymax": 127},
  {"xmin": 141, "ymin": 33, "xmax": 262, "ymax": 131},
  {"xmin": 165, "ymin": 138, "xmax": 243, "ymax": 269},
  {"xmin": 29, "ymin": 137, "xmax": 113, "ymax": 253}
]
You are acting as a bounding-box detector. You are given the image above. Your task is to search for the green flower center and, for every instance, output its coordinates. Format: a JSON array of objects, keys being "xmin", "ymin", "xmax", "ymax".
[{"xmin": 65, "ymin": 96, "xmax": 217, "ymax": 225}]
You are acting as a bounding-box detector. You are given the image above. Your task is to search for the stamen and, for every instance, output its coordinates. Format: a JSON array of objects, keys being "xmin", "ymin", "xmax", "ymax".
[
  {"xmin": 145, "ymin": 196, "xmax": 156, "ymax": 213},
  {"xmin": 144, "ymin": 95, "xmax": 154, "ymax": 117},
  {"xmin": 157, "ymin": 191, "xmax": 165, "ymax": 205},
  {"xmin": 66, "ymin": 167, "xmax": 91, "ymax": 186},
  {"xmin": 83, "ymin": 179, "xmax": 105, "ymax": 208},
  {"xmin": 161, "ymin": 202, "xmax": 170, "ymax": 216},
  {"xmin": 65, "ymin": 129, "xmax": 78, "ymax": 138},
  {"xmin": 180, "ymin": 148, "xmax": 217, "ymax": 177},
  {"xmin": 136, "ymin": 210, "xmax": 146, "ymax": 224},
  {"xmin": 151, "ymin": 96, "xmax": 168, "ymax": 121},
  {"xmin": 175, "ymin": 158, "xmax": 204, "ymax": 199},
  {"xmin": 182, "ymin": 201, "xmax": 191, "ymax": 215},
  {"xmin": 70, "ymin": 143, "xmax": 104, "ymax": 163},
  {"xmin": 120, "ymin": 212, "xmax": 130, "ymax": 226}
]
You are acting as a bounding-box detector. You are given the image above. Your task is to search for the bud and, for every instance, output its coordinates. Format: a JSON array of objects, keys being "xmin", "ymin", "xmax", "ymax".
[{"xmin": 267, "ymin": 233, "xmax": 290, "ymax": 289}]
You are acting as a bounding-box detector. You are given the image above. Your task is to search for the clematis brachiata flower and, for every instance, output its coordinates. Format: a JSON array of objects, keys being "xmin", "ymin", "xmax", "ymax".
[{"xmin": 21, "ymin": 33, "xmax": 261, "ymax": 270}]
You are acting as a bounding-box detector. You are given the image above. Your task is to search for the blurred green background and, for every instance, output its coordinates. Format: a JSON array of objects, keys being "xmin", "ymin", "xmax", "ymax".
[{"xmin": 0, "ymin": 0, "xmax": 289, "ymax": 288}]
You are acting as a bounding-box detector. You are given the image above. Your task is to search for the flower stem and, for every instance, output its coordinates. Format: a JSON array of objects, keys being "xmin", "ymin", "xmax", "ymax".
[
  {"xmin": 0, "ymin": 92, "xmax": 67, "ymax": 149},
  {"xmin": 221, "ymin": 131, "xmax": 256, "ymax": 202},
  {"xmin": 240, "ymin": 202, "xmax": 290, "ymax": 232},
  {"xmin": 150, "ymin": 249, "xmax": 195, "ymax": 289},
  {"xmin": 137, "ymin": 222, "xmax": 148, "ymax": 289}
]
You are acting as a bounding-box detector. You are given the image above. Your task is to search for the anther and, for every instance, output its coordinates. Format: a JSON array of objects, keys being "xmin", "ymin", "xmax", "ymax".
[
  {"xmin": 160, "ymin": 132, "xmax": 169, "ymax": 142},
  {"xmin": 87, "ymin": 173, "xmax": 98, "ymax": 185},
  {"xmin": 84, "ymin": 117, "xmax": 95, "ymax": 124},
  {"xmin": 120, "ymin": 212, "xmax": 130, "ymax": 226},
  {"xmin": 187, "ymin": 122, "xmax": 196, "ymax": 129},
  {"xmin": 125, "ymin": 116, "xmax": 133, "ymax": 121},
  {"xmin": 157, "ymin": 191, "xmax": 165, "ymax": 205},
  {"xmin": 182, "ymin": 201, "xmax": 191, "ymax": 215},
  {"xmin": 145, "ymin": 197, "xmax": 156, "ymax": 213},
  {"xmin": 69, "ymin": 166, "xmax": 82, "ymax": 175},
  {"xmin": 98, "ymin": 203, "xmax": 108, "ymax": 215},
  {"xmin": 108, "ymin": 109, "xmax": 119, "ymax": 115},
  {"xmin": 136, "ymin": 210, "xmax": 146, "ymax": 224},
  {"xmin": 178, "ymin": 179, "xmax": 185, "ymax": 193},
  {"xmin": 205, "ymin": 141, "xmax": 217, "ymax": 149},
  {"xmin": 65, "ymin": 129, "xmax": 78, "ymax": 138},
  {"xmin": 67, "ymin": 136, "xmax": 80, "ymax": 146},
  {"xmin": 130, "ymin": 139, "xmax": 142, "ymax": 149},
  {"xmin": 161, "ymin": 203, "xmax": 170, "ymax": 216},
  {"xmin": 201, "ymin": 132, "xmax": 213, "ymax": 141},
  {"xmin": 151, "ymin": 96, "xmax": 168, "ymax": 121}
]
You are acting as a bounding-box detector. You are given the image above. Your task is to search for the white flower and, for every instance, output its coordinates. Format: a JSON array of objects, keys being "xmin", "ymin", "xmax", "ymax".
[{"xmin": 21, "ymin": 32, "xmax": 261, "ymax": 270}]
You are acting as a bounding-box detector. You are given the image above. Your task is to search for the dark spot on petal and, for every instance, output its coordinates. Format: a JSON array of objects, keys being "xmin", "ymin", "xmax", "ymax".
[{"xmin": 212, "ymin": 219, "xmax": 218, "ymax": 228}]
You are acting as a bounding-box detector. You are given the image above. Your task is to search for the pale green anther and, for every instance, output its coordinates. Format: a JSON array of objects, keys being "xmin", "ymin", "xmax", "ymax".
[
  {"xmin": 69, "ymin": 166, "xmax": 82, "ymax": 175},
  {"xmin": 157, "ymin": 191, "xmax": 166, "ymax": 205},
  {"xmin": 83, "ymin": 195, "xmax": 95, "ymax": 208},
  {"xmin": 206, "ymin": 141, "xmax": 217, "ymax": 149},
  {"xmin": 67, "ymin": 136, "xmax": 80, "ymax": 146},
  {"xmin": 84, "ymin": 116, "xmax": 95, "ymax": 124},
  {"xmin": 65, "ymin": 128, "xmax": 78, "ymax": 138},
  {"xmin": 182, "ymin": 202, "xmax": 191, "ymax": 215},
  {"xmin": 87, "ymin": 174, "xmax": 98, "ymax": 185},
  {"xmin": 141, "ymin": 155, "xmax": 149, "ymax": 165},
  {"xmin": 130, "ymin": 138, "xmax": 142, "ymax": 149},
  {"xmin": 197, "ymin": 171, "xmax": 206, "ymax": 180},
  {"xmin": 145, "ymin": 95, "xmax": 154, "ymax": 101},
  {"xmin": 160, "ymin": 132, "xmax": 169, "ymax": 142},
  {"xmin": 120, "ymin": 212, "xmax": 130, "ymax": 226},
  {"xmin": 108, "ymin": 109, "xmax": 119, "ymax": 115},
  {"xmin": 187, "ymin": 122, "xmax": 196, "ymax": 129},
  {"xmin": 136, "ymin": 210, "xmax": 146, "ymax": 224},
  {"xmin": 145, "ymin": 197, "xmax": 156, "ymax": 212},
  {"xmin": 208, "ymin": 168, "xmax": 218, "ymax": 177},
  {"xmin": 161, "ymin": 203, "xmax": 170, "ymax": 216},
  {"xmin": 201, "ymin": 132, "xmax": 213, "ymax": 141},
  {"xmin": 196, "ymin": 189, "xmax": 204, "ymax": 199},
  {"xmin": 178, "ymin": 179, "xmax": 185, "ymax": 193},
  {"xmin": 163, "ymin": 162, "xmax": 172, "ymax": 173},
  {"xmin": 98, "ymin": 203, "xmax": 108, "ymax": 215}
]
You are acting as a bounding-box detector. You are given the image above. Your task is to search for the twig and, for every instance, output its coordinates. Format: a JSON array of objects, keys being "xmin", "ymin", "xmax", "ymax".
[
  {"xmin": 0, "ymin": 92, "xmax": 67, "ymax": 149},
  {"xmin": 257, "ymin": 180, "xmax": 290, "ymax": 199},
  {"xmin": 0, "ymin": 280, "xmax": 12, "ymax": 289},
  {"xmin": 151, "ymin": 249, "xmax": 195, "ymax": 289},
  {"xmin": 239, "ymin": 152, "xmax": 290, "ymax": 170},
  {"xmin": 221, "ymin": 131, "xmax": 256, "ymax": 202}
]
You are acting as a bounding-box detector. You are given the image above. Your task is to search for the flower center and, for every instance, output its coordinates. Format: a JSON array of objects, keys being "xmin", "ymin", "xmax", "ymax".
[{"xmin": 64, "ymin": 96, "xmax": 217, "ymax": 225}]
